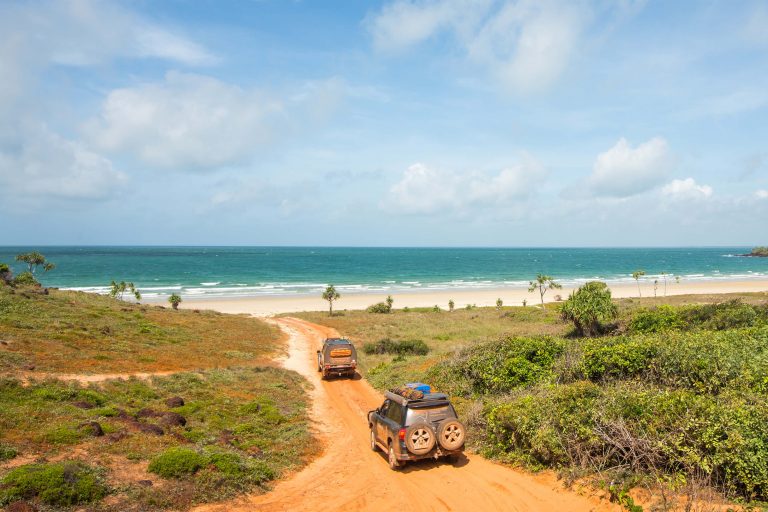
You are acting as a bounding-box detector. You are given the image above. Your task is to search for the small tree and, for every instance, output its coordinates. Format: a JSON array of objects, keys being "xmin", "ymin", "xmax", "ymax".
[
  {"xmin": 322, "ymin": 285, "xmax": 341, "ymax": 316},
  {"xmin": 559, "ymin": 281, "xmax": 617, "ymax": 337},
  {"xmin": 168, "ymin": 293, "xmax": 182, "ymax": 310},
  {"xmin": 15, "ymin": 252, "xmax": 55, "ymax": 275},
  {"xmin": 528, "ymin": 274, "xmax": 562, "ymax": 306},
  {"xmin": 496, "ymin": 298, "xmax": 503, "ymax": 312},
  {"xmin": 448, "ymin": 299, "xmax": 454, "ymax": 312},
  {"xmin": 632, "ymin": 270, "xmax": 646, "ymax": 297},
  {"xmin": 385, "ymin": 295, "xmax": 394, "ymax": 312},
  {"xmin": 109, "ymin": 281, "xmax": 141, "ymax": 301},
  {"xmin": 522, "ymin": 299, "xmax": 527, "ymax": 307},
  {"xmin": 653, "ymin": 279, "xmax": 658, "ymax": 297}
]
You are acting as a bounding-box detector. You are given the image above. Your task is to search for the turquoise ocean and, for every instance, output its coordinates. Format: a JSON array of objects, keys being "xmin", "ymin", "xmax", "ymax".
[{"xmin": 1, "ymin": 247, "xmax": 766, "ymax": 301}]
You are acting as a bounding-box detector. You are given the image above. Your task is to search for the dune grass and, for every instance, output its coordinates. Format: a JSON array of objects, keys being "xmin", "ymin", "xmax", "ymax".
[{"xmin": 0, "ymin": 284, "xmax": 282, "ymax": 374}]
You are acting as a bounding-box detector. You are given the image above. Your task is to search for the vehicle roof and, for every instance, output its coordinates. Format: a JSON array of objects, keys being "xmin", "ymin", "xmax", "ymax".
[
  {"xmin": 385, "ymin": 391, "xmax": 451, "ymax": 407},
  {"xmin": 324, "ymin": 338, "xmax": 352, "ymax": 345}
]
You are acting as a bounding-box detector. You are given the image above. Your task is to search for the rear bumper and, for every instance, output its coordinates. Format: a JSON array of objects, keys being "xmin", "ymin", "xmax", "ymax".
[
  {"xmin": 396, "ymin": 445, "xmax": 464, "ymax": 461},
  {"xmin": 323, "ymin": 365, "xmax": 355, "ymax": 374}
]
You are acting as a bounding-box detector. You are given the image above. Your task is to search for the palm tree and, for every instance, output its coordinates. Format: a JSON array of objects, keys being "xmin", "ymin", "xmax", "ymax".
[
  {"xmin": 632, "ymin": 270, "xmax": 646, "ymax": 297},
  {"xmin": 528, "ymin": 274, "xmax": 562, "ymax": 306},
  {"xmin": 322, "ymin": 285, "xmax": 341, "ymax": 316}
]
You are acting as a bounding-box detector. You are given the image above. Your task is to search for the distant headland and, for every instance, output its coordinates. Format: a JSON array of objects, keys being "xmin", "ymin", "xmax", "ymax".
[{"xmin": 743, "ymin": 247, "xmax": 768, "ymax": 257}]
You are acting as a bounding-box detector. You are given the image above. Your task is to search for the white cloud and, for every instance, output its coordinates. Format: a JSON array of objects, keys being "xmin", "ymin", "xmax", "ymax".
[
  {"xmin": 588, "ymin": 137, "xmax": 672, "ymax": 197},
  {"xmin": 86, "ymin": 71, "xmax": 280, "ymax": 169},
  {"xmin": 0, "ymin": 123, "xmax": 125, "ymax": 202},
  {"xmin": 367, "ymin": 0, "xmax": 489, "ymax": 51},
  {"xmin": 756, "ymin": 189, "xmax": 768, "ymax": 199},
  {"xmin": 86, "ymin": 72, "xmax": 343, "ymax": 170},
  {"xmin": 467, "ymin": 1, "xmax": 587, "ymax": 93},
  {"xmin": 0, "ymin": 0, "xmax": 214, "ymax": 112},
  {"xmin": 367, "ymin": 0, "xmax": 640, "ymax": 94},
  {"xmin": 386, "ymin": 157, "xmax": 546, "ymax": 214},
  {"xmin": 0, "ymin": 0, "xmax": 214, "ymax": 206},
  {"xmin": 661, "ymin": 178, "xmax": 713, "ymax": 200}
]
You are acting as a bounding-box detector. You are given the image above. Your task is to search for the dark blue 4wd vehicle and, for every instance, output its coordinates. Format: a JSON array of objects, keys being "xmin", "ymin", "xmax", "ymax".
[{"xmin": 368, "ymin": 389, "xmax": 466, "ymax": 470}]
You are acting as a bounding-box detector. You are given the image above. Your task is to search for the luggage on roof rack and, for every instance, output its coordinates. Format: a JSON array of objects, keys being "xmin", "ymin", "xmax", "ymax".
[{"xmin": 405, "ymin": 382, "xmax": 431, "ymax": 394}]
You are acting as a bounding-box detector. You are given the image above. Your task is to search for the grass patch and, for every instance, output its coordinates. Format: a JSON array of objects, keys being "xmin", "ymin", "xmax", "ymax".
[{"xmin": 0, "ymin": 285, "xmax": 282, "ymax": 374}]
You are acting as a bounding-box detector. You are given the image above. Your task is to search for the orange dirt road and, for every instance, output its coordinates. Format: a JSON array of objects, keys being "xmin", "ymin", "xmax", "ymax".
[{"xmin": 195, "ymin": 317, "xmax": 619, "ymax": 512}]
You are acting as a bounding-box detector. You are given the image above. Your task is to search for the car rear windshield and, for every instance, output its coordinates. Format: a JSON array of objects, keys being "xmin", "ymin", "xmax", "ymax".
[{"xmin": 405, "ymin": 404, "xmax": 456, "ymax": 426}]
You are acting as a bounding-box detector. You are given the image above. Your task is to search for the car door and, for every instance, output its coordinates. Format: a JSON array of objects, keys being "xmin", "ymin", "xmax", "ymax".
[
  {"xmin": 383, "ymin": 402, "xmax": 404, "ymax": 445},
  {"xmin": 375, "ymin": 400, "xmax": 391, "ymax": 442}
]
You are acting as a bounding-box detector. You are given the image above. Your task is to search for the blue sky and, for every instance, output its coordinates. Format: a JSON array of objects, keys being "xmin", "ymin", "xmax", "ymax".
[{"xmin": 1, "ymin": 0, "xmax": 767, "ymax": 246}]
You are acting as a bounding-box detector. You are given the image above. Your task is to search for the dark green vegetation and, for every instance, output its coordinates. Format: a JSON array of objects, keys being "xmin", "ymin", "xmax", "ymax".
[
  {"xmin": 0, "ymin": 368, "xmax": 314, "ymax": 510},
  {"xmin": 0, "ymin": 462, "xmax": 107, "ymax": 507},
  {"xmin": 0, "ymin": 284, "xmax": 280, "ymax": 374},
  {"xmin": 300, "ymin": 291, "xmax": 768, "ymax": 508},
  {"xmin": 362, "ymin": 338, "xmax": 429, "ymax": 356}
]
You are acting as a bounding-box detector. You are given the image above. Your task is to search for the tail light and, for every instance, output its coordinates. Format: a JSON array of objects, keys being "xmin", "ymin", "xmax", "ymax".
[{"xmin": 398, "ymin": 428, "xmax": 406, "ymax": 441}]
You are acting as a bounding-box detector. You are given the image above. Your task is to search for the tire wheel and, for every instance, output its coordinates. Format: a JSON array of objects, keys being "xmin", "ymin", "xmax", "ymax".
[
  {"xmin": 388, "ymin": 444, "xmax": 401, "ymax": 470},
  {"xmin": 370, "ymin": 429, "xmax": 378, "ymax": 452},
  {"xmin": 405, "ymin": 421, "xmax": 436, "ymax": 455},
  {"xmin": 437, "ymin": 419, "xmax": 466, "ymax": 451}
]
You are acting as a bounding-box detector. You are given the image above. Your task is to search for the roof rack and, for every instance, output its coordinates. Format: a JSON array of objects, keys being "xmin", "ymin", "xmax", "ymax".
[{"xmin": 385, "ymin": 390, "xmax": 449, "ymax": 405}]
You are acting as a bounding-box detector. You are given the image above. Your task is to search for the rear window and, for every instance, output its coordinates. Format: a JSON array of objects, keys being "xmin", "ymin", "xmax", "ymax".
[{"xmin": 405, "ymin": 404, "xmax": 456, "ymax": 426}]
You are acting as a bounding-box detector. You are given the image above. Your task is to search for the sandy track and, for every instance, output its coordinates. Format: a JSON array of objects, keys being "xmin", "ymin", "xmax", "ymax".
[{"xmin": 195, "ymin": 317, "xmax": 618, "ymax": 512}]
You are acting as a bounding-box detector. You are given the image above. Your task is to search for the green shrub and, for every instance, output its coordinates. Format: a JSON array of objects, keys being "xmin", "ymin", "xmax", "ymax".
[
  {"xmin": 366, "ymin": 302, "xmax": 391, "ymax": 314},
  {"xmin": 0, "ymin": 443, "xmax": 18, "ymax": 461},
  {"xmin": 483, "ymin": 382, "xmax": 768, "ymax": 500},
  {"xmin": 440, "ymin": 336, "xmax": 564, "ymax": 395},
  {"xmin": 628, "ymin": 305, "xmax": 686, "ymax": 333},
  {"xmin": 0, "ymin": 462, "xmax": 107, "ymax": 506},
  {"xmin": 12, "ymin": 271, "xmax": 38, "ymax": 287},
  {"xmin": 148, "ymin": 447, "xmax": 207, "ymax": 478},
  {"xmin": 362, "ymin": 338, "xmax": 429, "ymax": 356},
  {"xmin": 581, "ymin": 336, "xmax": 658, "ymax": 381}
]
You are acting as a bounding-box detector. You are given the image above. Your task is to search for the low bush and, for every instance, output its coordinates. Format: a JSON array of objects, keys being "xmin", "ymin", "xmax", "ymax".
[
  {"xmin": 0, "ymin": 462, "xmax": 107, "ymax": 507},
  {"xmin": 628, "ymin": 305, "xmax": 685, "ymax": 333},
  {"xmin": 484, "ymin": 382, "xmax": 768, "ymax": 501},
  {"xmin": 362, "ymin": 338, "xmax": 429, "ymax": 356},
  {"xmin": 12, "ymin": 271, "xmax": 38, "ymax": 287},
  {"xmin": 629, "ymin": 300, "xmax": 768, "ymax": 334},
  {"xmin": 0, "ymin": 443, "xmax": 18, "ymax": 461},
  {"xmin": 366, "ymin": 302, "xmax": 391, "ymax": 314},
  {"xmin": 434, "ymin": 336, "xmax": 564, "ymax": 395},
  {"xmin": 148, "ymin": 447, "xmax": 207, "ymax": 478},
  {"xmin": 580, "ymin": 336, "xmax": 659, "ymax": 381}
]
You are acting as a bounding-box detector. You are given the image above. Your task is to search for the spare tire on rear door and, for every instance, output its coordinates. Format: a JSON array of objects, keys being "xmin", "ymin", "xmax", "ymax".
[
  {"xmin": 437, "ymin": 418, "xmax": 466, "ymax": 451},
  {"xmin": 405, "ymin": 421, "xmax": 436, "ymax": 455}
]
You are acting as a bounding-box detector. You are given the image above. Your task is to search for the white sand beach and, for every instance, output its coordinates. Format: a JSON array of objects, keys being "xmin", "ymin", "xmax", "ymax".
[{"xmin": 180, "ymin": 279, "xmax": 768, "ymax": 316}]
